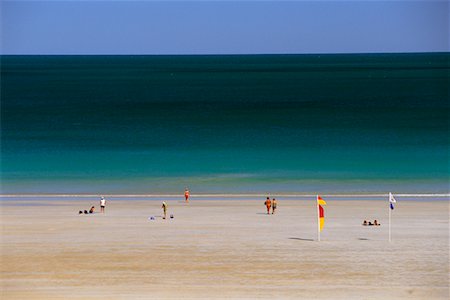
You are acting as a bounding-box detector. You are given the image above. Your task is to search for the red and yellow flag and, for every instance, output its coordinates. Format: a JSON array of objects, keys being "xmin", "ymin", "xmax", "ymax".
[{"xmin": 317, "ymin": 196, "xmax": 327, "ymax": 231}]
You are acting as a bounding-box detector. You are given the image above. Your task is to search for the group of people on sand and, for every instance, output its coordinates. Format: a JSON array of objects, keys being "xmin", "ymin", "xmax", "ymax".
[
  {"xmin": 78, "ymin": 196, "xmax": 106, "ymax": 215},
  {"xmin": 79, "ymin": 206, "xmax": 95, "ymax": 214},
  {"xmin": 362, "ymin": 220, "xmax": 380, "ymax": 226},
  {"xmin": 264, "ymin": 197, "xmax": 278, "ymax": 214},
  {"xmin": 77, "ymin": 191, "xmax": 281, "ymax": 220},
  {"xmin": 78, "ymin": 190, "xmax": 188, "ymax": 218}
]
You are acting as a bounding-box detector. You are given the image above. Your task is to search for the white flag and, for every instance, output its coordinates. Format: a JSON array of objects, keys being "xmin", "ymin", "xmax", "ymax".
[{"xmin": 389, "ymin": 192, "xmax": 396, "ymax": 210}]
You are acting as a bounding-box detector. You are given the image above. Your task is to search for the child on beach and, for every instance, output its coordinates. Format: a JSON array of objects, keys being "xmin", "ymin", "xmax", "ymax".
[
  {"xmin": 162, "ymin": 201, "xmax": 168, "ymax": 219},
  {"xmin": 184, "ymin": 188, "xmax": 190, "ymax": 203},
  {"xmin": 264, "ymin": 197, "xmax": 272, "ymax": 214},
  {"xmin": 89, "ymin": 206, "xmax": 95, "ymax": 214},
  {"xmin": 100, "ymin": 196, "xmax": 106, "ymax": 213},
  {"xmin": 272, "ymin": 198, "xmax": 277, "ymax": 214}
]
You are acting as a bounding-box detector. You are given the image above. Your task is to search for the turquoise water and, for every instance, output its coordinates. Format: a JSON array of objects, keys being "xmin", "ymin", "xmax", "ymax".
[{"xmin": 1, "ymin": 54, "xmax": 449, "ymax": 194}]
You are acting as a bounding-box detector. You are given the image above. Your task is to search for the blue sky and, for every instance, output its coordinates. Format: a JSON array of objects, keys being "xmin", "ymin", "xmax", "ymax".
[{"xmin": 1, "ymin": 0, "xmax": 448, "ymax": 54}]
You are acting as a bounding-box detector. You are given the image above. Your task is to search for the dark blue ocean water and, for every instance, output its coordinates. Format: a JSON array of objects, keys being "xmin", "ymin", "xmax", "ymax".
[{"xmin": 1, "ymin": 54, "xmax": 449, "ymax": 194}]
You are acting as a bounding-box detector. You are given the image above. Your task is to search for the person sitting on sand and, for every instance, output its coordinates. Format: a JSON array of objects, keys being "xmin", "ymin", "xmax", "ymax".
[
  {"xmin": 162, "ymin": 201, "xmax": 168, "ymax": 219},
  {"xmin": 84, "ymin": 210, "xmax": 88, "ymax": 214},
  {"xmin": 362, "ymin": 220, "xmax": 368, "ymax": 226},
  {"xmin": 368, "ymin": 221, "xmax": 373, "ymax": 226},
  {"xmin": 373, "ymin": 220, "xmax": 380, "ymax": 226},
  {"xmin": 264, "ymin": 197, "xmax": 272, "ymax": 215},
  {"xmin": 89, "ymin": 206, "xmax": 95, "ymax": 214},
  {"xmin": 272, "ymin": 198, "xmax": 277, "ymax": 214}
]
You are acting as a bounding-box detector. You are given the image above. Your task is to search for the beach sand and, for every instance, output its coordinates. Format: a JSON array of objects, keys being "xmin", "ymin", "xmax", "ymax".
[{"xmin": 1, "ymin": 198, "xmax": 448, "ymax": 299}]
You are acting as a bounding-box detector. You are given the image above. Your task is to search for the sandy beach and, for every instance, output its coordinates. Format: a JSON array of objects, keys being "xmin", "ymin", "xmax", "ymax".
[{"xmin": 1, "ymin": 197, "xmax": 448, "ymax": 299}]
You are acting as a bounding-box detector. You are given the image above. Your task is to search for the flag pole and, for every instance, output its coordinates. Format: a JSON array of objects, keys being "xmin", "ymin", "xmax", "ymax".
[
  {"xmin": 388, "ymin": 193, "xmax": 391, "ymax": 243},
  {"xmin": 317, "ymin": 195, "xmax": 320, "ymax": 242}
]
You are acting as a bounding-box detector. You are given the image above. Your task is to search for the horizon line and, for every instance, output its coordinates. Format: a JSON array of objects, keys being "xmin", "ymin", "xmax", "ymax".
[{"xmin": 1, "ymin": 51, "xmax": 449, "ymax": 57}]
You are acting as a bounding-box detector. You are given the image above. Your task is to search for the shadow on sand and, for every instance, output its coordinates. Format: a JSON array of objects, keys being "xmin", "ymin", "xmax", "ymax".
[{"xmin": 288, "ymin": 237, "xmax": 314, "ymax": 242}]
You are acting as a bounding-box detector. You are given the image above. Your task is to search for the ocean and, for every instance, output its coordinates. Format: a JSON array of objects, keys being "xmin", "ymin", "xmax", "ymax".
[{"xmin": 1, "ymin": 53, "xmax": 449, "ymax": 194}]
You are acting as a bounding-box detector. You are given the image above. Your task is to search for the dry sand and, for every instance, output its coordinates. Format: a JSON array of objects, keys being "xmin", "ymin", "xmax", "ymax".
[{"xmin": 1, "ymin": 197, "xmax": 449, "ymax": 299}]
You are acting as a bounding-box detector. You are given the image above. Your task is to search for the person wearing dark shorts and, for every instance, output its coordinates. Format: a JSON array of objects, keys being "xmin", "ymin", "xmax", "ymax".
[
  {"xmin": 272, "ymin": 198, "xmax": 277, "ymax": 214},
  {"xmin": 100, "ymin": 196, "xmax": 106, "ymax": 213}
]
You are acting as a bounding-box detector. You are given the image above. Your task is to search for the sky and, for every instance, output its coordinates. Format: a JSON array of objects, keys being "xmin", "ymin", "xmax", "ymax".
[{"xmin": 1, "ymin": 0, "xmax": 448, "ymax": 55}]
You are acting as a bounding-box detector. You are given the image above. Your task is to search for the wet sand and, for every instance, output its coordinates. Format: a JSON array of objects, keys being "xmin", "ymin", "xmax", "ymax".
[{"xmin": 1, "ymin": 198, "xmax": 448, "ymax": 299}]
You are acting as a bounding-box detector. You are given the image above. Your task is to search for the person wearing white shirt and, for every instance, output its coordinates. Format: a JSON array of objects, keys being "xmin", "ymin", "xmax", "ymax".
[{"xmin": 100, "ymin": 196, "xmax": 106, "ymax": 213}]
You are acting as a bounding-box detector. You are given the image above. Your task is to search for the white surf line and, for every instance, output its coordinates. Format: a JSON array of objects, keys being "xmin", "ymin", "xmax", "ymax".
[{"xmin": 0, "ymin": 194, "xmax": 448, "ymax": 198}]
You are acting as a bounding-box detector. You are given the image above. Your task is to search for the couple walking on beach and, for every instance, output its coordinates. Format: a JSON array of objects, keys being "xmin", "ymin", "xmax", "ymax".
[{"xmin": 265, "ymin": 197, "xmax": 277, "ymax": 214}]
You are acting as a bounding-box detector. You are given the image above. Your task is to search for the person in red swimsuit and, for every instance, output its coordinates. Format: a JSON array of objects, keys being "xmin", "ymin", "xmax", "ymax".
[
  {"xmin": 264, "ymin": 197, "xmax": 272, "ymax": 214},
  {"xmin": 184, "ymin": 188, "xmax": 190, "ymax": 203}
]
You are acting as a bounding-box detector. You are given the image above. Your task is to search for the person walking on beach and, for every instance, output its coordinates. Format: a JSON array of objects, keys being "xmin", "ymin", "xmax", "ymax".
[
  {"xmin": 184, "ymin": 188, "xmax": 190, "ymax": 203},
  {"xmin": 272, "ymin": 198, "xmax": 277, "ymax": 214},
  {"xmin": 162, "ymin": 201, "xmax": 168, "ymax": 219},
  {"xmin": 100, "ymin": 196, "xmax": 106, "ymax": 213},
  {"xmin": 264, "ymin": 197, "xmax": 272, "ymax": 215}
]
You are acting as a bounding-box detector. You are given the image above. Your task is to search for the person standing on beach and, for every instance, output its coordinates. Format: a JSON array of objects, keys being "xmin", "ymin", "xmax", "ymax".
[
  {"xmin": 184, "ymin": 188, "xmax": 190, "ymax": 203},
  {"xmin": 100, "ymin": 196, "xmax": 106, "ymax": 213},
  {"xmin": 272, "ymin": 198, "xmax": 277, "ymax": 214},
  {"xmin": 162, "ymin": 201, "xmax": 168, "ymax": 219},
  {"xmin": 264, "ymin": 197, "xmax": 272, "ymax": 214}
]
